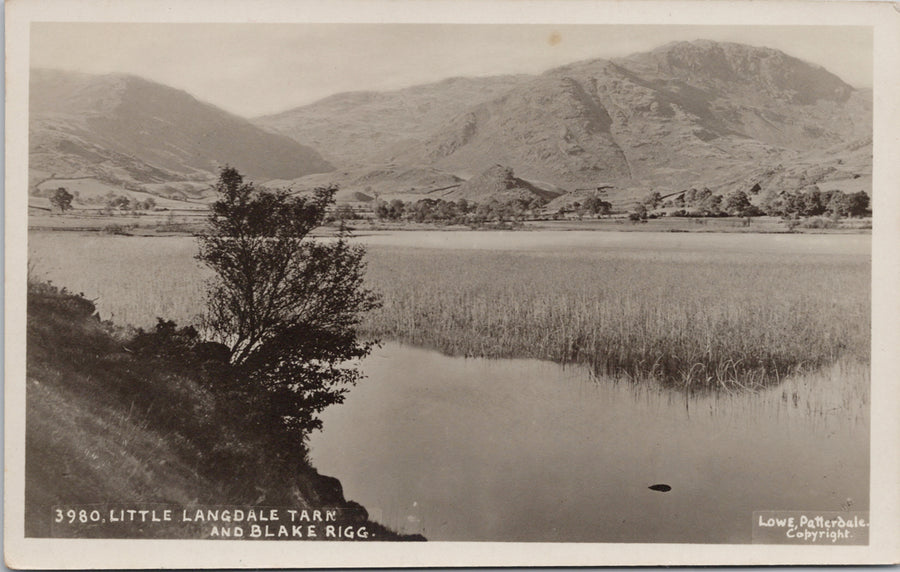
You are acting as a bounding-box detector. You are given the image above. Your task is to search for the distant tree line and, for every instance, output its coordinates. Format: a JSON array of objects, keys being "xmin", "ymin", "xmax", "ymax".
[
  {"xmin": 102, "ymin": 194, "xmax": 157, "ymax": 213},
  {"xmin": 373, "ymin": 196, "xmax": 549, "ymax": 225},
  {"xmin": 758, "ymin": 188, "xmax": 869, "ymax": 218},
  {"xmin": 554, "ymin": 196, "xmax": 614, "ymax": 219},
  {"xmin": 657, "ymin": 187, "xmax": 736, "ymax": 217},
  {"xmin": 42, "ymin": 187, "xmax": 160, "ymax": 214},
  {"xmin": 641, "ymin": 186, "xmax": 870, "ymax": 219}
]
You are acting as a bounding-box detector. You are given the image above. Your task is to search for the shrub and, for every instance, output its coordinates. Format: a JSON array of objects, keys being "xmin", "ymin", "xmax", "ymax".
[
  {"xmin": 50, "ymin": 187, "xmax": 74, "ymax": 212},
  {"xmin": 799, "ymin": 216, "xmax": 839, "ymax": 229},
  {"xmin": 196, "ymin": 167, "xmax": 380, "ymax": 452},
  {"xmin": 102, "ymin": 224, "xmax": 134, "ymax": 235}
]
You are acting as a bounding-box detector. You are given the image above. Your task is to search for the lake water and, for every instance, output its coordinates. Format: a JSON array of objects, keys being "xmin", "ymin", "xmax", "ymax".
[
  {"xmin": 27, "ymin": 229, "xmax": 871, "ymax": 542},
  {"xmin": 308, "ymin": 343, "xmax": 868, "ymax": 543},
  {"xmin": 351, "ymin": 229, "xmax": 871, "ymax": 257}
]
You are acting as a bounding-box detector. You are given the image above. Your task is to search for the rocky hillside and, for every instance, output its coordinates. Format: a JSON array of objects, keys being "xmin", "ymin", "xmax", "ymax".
[
  {"xmin": 265, "ymin": 165, "xmax": 466, "ymax": 203},
  {"xmin": 399, "ymin": 41, "xmax": 870, "ymax": 190},
  {"xmin": 29, "ymin": 41, "xmax": 871, "ymax": 207},
  {"xmin": 255, "ymin": 75, "xmax": 532, "ymax": 167},
  {"xmin": 265, "ymin": 40, "xmax": 871, "ymax": 202},
  {"xmin": 30, "ymin": 69, "xmax": 333, "ymax": 190}
]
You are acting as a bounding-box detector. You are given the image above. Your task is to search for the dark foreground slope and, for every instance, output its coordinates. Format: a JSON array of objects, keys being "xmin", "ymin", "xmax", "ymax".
[{"xmin": 25, "ymin": 281, "xmax": 420, "ymax": 540}]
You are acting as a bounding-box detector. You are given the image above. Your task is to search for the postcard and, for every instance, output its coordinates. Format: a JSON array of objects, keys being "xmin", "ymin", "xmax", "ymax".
[{"xmin": 5, "ymin": 0, "xmax": 899, "ymax": 568}]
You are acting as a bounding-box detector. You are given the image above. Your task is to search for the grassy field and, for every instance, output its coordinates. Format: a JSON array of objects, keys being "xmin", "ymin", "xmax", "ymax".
[{"xmin": 28, "ymin": 230, "xmax": 870, "ymax": 391}]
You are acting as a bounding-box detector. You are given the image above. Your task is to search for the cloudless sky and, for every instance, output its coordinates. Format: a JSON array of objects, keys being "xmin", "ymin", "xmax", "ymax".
[{"xmin": 31, "ymin": 23, "xmax": 872, "ymax": 117}]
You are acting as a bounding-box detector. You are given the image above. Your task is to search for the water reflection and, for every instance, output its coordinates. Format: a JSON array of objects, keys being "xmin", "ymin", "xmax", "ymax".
[{"xmin": 308, "ymin": 343, "xmax": 868, "ymax": 543}]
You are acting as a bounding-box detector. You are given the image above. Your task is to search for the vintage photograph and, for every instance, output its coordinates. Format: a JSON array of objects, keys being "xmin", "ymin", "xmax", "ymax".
[{"xmin": 5, "ymin": 0, "xmax": 900, "ymax": 568}]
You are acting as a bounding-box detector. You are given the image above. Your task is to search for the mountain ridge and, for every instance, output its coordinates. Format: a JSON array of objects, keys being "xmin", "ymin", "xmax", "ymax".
[
  {"xmin": 30, "ymin": 68, "xmax": 334, "ymax": 190},
  {"xmin": 254, "ymin": 74, "xmax": 534, "ymax": 167},
  {"xmin": 259, "ymin": 40, "xmax": 870, "ymax": 201},
  {"xmin": 29, "ymin": 40, "xmax": 872, "ymax": 207}
]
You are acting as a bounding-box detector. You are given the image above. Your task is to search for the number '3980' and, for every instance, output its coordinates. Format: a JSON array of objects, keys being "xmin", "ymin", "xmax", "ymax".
[{"xmin": 55, "ymin": 508, "xmax": 101, "ymax": 524}]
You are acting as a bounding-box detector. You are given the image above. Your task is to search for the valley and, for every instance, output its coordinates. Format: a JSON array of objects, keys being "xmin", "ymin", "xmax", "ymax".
[
  {"xmin": 29, "ymin": 40, "xmax": 871, "ymax": 227},
  {"xmin": 22, "ymin": 35, "xmax": 875, "ymax": 545}
]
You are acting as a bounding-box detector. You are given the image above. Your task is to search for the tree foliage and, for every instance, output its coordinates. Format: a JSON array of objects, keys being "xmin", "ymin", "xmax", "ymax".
[
  {"xmin": 196, "ymin": 167, "xmax": 380, "ymax": 445},
  {"xmin": 760, "ymin": 188, "xmax": 870, "ymax": 219},
  {"xmin": 846, "ymin": 191, "xmax": 870, "ymax": 217},
  {"xmin": 581, "ymin": 196, "xmax": 612, "ymax": 217},
  {"xmin": 629, "ymin": 203, "xmax": 648, "ymax": 221},
  {"xmin": 373, "ymin": 196, "xmax": 545, "ymax": 225},
  {"xmin": 50, "ymin": 187, "xmax": 74, "ymax": 212},
  {"xmin": 642, "ymin": 191, "xmax": 663, "ymax": 210},
  {"xmin": 723, "ymin": 190, "xmax": 761, "ymax": 217}
]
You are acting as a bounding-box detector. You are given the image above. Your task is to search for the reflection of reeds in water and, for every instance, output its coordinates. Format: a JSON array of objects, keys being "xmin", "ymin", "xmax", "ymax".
[
  {"xmin": 684, "ymin": 358, "xmax": 870, "ymax": 426},
  {"xmin": 540, "ymin": 344, "xmax": 869, "ymax": 427},
  {"xmin": 763, "ymin": 358, "xmax": 869, "ymax": 425},
  {"xmin": 362, "ymin": 247, "xmax": 870, "ymax": 392}
]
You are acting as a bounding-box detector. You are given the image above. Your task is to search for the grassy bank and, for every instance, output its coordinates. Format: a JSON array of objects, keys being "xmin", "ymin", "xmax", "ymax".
[
  {"xmin": 25, "ymin": 279, "xmax": 420, "ymax": 539},
  {"xmin": 361, "ymin": 247, "xmax": 870, "ymax": 390}
]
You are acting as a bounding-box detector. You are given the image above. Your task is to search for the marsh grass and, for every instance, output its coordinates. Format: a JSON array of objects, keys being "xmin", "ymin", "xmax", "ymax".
[
  {"xmin": 29, "ymin": 234, "xmax": 207, "ymax": 327},
  {"xmin": 28, "ymin": 232, "xmax": 870, "ymax": 392},
  {"xmin": 361, "ymin": 247, "xmax": 870, "ymax": 391}
]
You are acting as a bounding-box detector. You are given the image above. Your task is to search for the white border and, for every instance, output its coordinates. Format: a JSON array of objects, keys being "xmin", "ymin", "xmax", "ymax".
[{"xmin": 5, "ymin": 0, "xmax": 900, "ymax": 568}]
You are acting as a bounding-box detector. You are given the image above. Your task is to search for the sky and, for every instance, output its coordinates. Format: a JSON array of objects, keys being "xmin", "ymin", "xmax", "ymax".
[{"xmin": 30, "ymin": 23, "xmax": 872, "ymax": 118}]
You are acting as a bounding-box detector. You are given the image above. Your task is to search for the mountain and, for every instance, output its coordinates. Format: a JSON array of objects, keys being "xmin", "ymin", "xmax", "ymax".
[
  {"xmin": 397, "ymin": 41, "xmax": 870, "ymax": 190},
  {"xmin": 30, "ymin": 41, "xmax": 872, "ymax": 209},
  {"xmin": 29, "ymin": 69, "xmax": 333, "ymax": 191},
  {"xmin": 254, "ymin": 75, "xmax": 532, "ymax": 167},
  {"xmin": 262, "ymin": 40, "xmax": 871, "ymax": 201}
]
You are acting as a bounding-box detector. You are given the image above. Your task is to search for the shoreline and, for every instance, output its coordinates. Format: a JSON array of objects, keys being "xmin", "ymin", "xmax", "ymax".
[
  {"xmin": 27, "ymin": 211, "xmax": 872, "ymax": 237},
  {"xmin": 24, "ymin": 281, "xmax": 423, "ymax": 541}
]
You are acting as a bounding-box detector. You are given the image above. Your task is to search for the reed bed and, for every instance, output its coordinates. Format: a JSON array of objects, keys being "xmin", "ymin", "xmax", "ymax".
[
  {"xmin": 28, "ymin": 234, "xmax": 207, "ymax": 328},
  {"xmin": 28, "ymin": 232, "xmax": 870, "ymax": 392},
  {"xmin": 361, "ymin": 247, "xmax": 870, "ymax": 391}
]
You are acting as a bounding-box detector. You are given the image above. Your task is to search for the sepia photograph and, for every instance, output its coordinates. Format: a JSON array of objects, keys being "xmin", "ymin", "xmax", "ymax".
[{"xmin": 5, "ymin": 0, "xmax": 900, "ymax": 568}]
